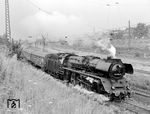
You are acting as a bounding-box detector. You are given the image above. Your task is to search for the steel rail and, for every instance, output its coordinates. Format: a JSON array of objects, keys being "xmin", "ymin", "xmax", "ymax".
[
  {"xmin": 132, "ymin": 87, "xmax": 150, "ymax": 98},
  {"xmin": 134, "ymin": 69, "xmax": 150, "ymax": 75}
]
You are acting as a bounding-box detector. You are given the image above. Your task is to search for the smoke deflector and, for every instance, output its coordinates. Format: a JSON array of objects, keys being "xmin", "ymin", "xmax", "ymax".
[{"xmin": 123, "ymin": 63, "xmax": 134, "ymax": 74}]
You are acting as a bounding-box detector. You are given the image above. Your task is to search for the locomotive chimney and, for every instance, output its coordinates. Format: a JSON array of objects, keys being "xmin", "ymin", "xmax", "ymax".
[
  {"xmin": 107, "ymin": 44, "xmax": 116, "ymax": 58},
  {"xmin": 96, "ymin": 37, "xmax": 116, "ymax": 58}
]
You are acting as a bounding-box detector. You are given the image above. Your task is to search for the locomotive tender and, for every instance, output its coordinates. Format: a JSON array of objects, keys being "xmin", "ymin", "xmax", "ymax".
[{"xmin": 17, "ymin": 47, "xmax": 134, "ymax": 101}]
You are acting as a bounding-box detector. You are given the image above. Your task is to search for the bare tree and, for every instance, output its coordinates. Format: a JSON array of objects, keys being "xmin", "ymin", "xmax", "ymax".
[{"xmin": 133, "ymin": 23, "xmax": 149, "ymax": 38}]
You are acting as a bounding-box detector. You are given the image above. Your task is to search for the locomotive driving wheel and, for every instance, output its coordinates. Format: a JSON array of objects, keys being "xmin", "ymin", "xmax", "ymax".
[
  {"xmin": 70, "ymin": 73, "xmax": 76, "ymax": 86},
  {"xmin": 64, "ymin": 70, "xmax": 71, "ymax": 83}
]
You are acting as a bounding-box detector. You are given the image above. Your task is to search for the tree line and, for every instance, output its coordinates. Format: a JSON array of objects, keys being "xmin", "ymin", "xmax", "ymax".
[{"xmin": 110, "ymin": 23, "xmax": 150, "ymax": 39}]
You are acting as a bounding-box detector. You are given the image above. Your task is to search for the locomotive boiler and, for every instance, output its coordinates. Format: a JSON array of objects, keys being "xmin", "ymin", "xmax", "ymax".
[{"xmin": 65, "ymin": 55, "xmax": 133, "ymax": 80}]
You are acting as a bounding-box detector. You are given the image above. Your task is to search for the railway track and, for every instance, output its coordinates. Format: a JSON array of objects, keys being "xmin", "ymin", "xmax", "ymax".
[
  {"xmin": 135, "ymin": 69, "xmax": 150, "ymax": 75},
  {"xmin": 113, "ymin": 100, "xmax": 150, "ymax": 114},
  {"xmin": 132, "ymin": 87, "xmax": 150, "ymax": 98}
]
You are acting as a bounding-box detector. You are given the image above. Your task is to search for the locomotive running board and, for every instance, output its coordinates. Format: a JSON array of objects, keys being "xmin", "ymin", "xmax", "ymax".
[
  {"xmin": 62, "ymin": 67, "xmax": 112, "ymax": 93},
  {"xmin": 62, "ymin": 67, "xmax": 102, "ymax": 79}
]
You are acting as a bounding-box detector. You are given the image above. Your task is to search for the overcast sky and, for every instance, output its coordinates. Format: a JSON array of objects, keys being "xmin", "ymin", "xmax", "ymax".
[{"xmin": 0, "ymin": 0, "xmax": 150, "ymax": 41}]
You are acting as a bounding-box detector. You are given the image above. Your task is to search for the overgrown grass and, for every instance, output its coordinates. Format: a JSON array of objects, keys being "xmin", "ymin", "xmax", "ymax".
[{"xmin": 0, "ymin": 52, "xmax": 132, "ymax": 114}]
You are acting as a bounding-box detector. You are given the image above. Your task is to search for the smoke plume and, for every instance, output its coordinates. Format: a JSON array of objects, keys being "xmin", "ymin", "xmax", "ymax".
[
  {"xmin": 95, "ymin": 38, "xmax": 116, "ymax": 58},
  {"xmin": 67, "ymin": 35, "xmax": 117, "ymax": 58}
]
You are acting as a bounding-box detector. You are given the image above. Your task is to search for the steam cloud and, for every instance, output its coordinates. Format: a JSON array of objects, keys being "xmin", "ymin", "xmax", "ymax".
[
  {"xmin": 70, "ymin": 37, "xmax": 117, "ymax": 58},
  {"xmin": 96, "ymin": 38, "xmax": 116, "ymax": 58}
]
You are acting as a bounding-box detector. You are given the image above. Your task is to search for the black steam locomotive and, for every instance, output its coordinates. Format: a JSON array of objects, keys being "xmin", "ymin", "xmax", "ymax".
[{"xmin": 17, "ymin": 47, "xmax": 134, "ymax": 101}]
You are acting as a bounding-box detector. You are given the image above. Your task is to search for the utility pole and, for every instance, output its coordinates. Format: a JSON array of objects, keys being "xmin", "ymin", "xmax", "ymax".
[
  {"xmin": 41, "ymin": 34, "xmax": 45, "ymax": 51},
  {"xmin": 5, "ymin": 0, "xmax": 11, "ymax": 48},
  {"xmin": 128, "ymin": 20, "xmax": 131, "ymax": 50}
]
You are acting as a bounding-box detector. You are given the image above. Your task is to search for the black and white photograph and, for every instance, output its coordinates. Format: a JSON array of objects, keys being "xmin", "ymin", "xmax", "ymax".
[{"xmin": 0, "ymin": 0, "xmax": 150, "ymax": 114}]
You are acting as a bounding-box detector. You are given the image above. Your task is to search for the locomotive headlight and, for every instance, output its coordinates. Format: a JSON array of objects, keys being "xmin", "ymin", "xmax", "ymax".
[{"xmin": 111, "ymin": 86, "xmax": 115, "ymax": 90}]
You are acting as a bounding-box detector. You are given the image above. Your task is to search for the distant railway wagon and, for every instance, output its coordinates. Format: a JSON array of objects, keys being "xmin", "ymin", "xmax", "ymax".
[{"xmin": 17, "ymin": 47, "xmax": 134, "ymax": 101}]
